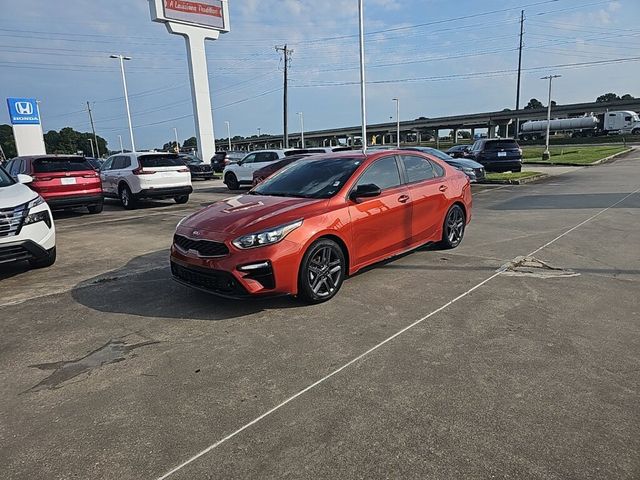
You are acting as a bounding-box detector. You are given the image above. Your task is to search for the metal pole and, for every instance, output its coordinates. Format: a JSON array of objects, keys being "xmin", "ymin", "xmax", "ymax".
[
  {"xmin": 541, "ymin": 74, "xmax": 561, "ymax": 160},
  {"xmin": 118, "ymin": 135, "xmax": 123, "ymax": 153},
  {"xmin": 298, "ymin": 112, "xmax": 305, "ymax": 148},
  {"xmin": 86, "ymin": 101, "xmax": 100, "ymax": 158},
  {"xmin": 358, "ymin": 0, "xmax": 367, "ymax": 153},
  {"xmin": 88, "ymin": 138, "xmax": 95, "ymax": 158},
  {"xmin": 173, "ymin": 127, "xmax": 179, "ymax": 153},
  {"xmin": 257, "ymin": 127, "xmax": 261, "ymax": 138},
  {"xmin": 515, "ymin": 10, "xmax": 524, "ymax": 138},
  {"xmin": 115, "ymin": 55, "xmax": 136, "ymax": 152},
  {"xmin": 225, "ymin": 121, "xmax": 231, "ymax": 150},
  {"xmin": 393, "ymin": 98, "xmax": 400, "ymax": 148}
]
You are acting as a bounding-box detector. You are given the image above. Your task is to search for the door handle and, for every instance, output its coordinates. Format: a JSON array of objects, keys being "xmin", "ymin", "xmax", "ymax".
[
  {"xmin": 439, "ymin": 185, "xmax": 448, "ymax": 192},
  {"xmin": 398, "ymin": 194, "xmax": 410, "ymax": 203}
]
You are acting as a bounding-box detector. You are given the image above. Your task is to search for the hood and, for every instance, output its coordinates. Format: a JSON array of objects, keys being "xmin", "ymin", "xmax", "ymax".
[
  {"xmin": 179, "ymin": 194, "xmax": 327, "ymax": 236},
  {"xmin": 446, "ymin": 158, "xmax": 484, "ymax": 169},
  {"xmin": 0, "ymin": 182, "xmax": 38, "ymax": 208}
]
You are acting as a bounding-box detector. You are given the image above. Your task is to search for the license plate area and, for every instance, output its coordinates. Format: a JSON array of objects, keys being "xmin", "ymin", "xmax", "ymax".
[
  {"xmin": 61, "ymin": 177, "xmax": 77, "ymax": 185},
  {"xmin": 498, "ymin": 152, "xmax": 507, "ymax": 157}
]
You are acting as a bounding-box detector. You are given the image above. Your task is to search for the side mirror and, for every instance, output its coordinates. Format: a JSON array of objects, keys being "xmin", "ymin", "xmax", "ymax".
[
  {"xmin": 350, "ymin": 183, "xmax": 381, "ymax": 201},
  {"xmin": 17, "ymin": 174, "xmax": 33, "ymax": 184}
]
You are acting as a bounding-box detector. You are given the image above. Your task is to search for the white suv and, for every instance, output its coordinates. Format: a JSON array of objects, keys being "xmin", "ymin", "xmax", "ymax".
[
  {"xmin": 0, "ymin": 166, "xmax": 56, "ymax": 268},
  {"xmin": 223, "ymin": 150, "xmax": 288, "ymax": 190},
  {"xmin": 100, "ymin": 152, "xmax": 193, "ymax": 209}
]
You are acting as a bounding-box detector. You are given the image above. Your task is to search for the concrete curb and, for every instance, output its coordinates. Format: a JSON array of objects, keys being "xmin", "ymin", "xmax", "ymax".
[
  {"xmin": 523, "ymin": 147, "xmax": 634, "ymax": 167},
  {"xmin": 483, "ymin": 173, "xmax": 549, "ymax": 185}
]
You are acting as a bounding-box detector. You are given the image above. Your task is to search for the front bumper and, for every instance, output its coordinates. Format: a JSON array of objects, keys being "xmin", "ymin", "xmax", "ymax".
[
  {"xmin": 170, "ymin": 236, "xmax": 302, "ymax": 298},
  {"xmin": 0, "ymin": 239, "xmax": 52, "ymax": 264},
  {"xmin": 45, "ymin": 194, "xmax": 103, "ymax": 210},
  {"xmin": 138, "ymin": 186, "xmax": 193, "ymax": 199}
]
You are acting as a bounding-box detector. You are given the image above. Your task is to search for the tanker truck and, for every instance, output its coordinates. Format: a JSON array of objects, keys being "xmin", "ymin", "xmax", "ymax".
[{"xmin": 519, "ymin": 110, "xmax": 640, "ymax": 140}]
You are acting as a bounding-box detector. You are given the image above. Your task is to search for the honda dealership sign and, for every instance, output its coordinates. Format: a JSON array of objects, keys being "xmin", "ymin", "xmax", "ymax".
[
  {"xmin": 6, "ymin": 98, "xmax": 46, "ymax": 156},
  {"xmin": 149, "ymin": 0, "xmax": 229, "ymax": 164}
]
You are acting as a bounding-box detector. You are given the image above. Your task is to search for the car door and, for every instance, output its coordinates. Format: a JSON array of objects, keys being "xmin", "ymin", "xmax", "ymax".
[
  {"xmin": 99, "ymin": 157, "xmax": 115, "ymax": 194},
  {"xmin": 234, "ymin": 153, "xmax": 257, "ymax": 182},
  {"xmin": 348, "ymin": 155, "xmax": 412, "ymax": 267},
  {"xmin": 400, "ymin": 155, "xmax": 448, "ymax": 244}
]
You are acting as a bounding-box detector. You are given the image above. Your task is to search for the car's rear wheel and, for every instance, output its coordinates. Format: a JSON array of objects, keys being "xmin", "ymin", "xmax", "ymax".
[
  {"xmin": 225, "ymin": 172, "xmax": 239, "ymax": 190},
  {"xmin": 298, "ymin": 239, "xmax": 345, "ymax": 304},
  {"xmin": 119, "ymin": 184, "xmax": 136, "ymax": 210},
  {"xmin": 87, "ymin": 203, "xmax": 103, "ymax": 214},
  {"xmin": 512, "ymin": 166, "xmax": 522, "ymax": 172},
  {"xmin": 440, "ymin": 204, "xmax": 466, "ymax": 249},
  {"xmin": 29, "ymin": 246, "xmax": 56, "ymax": 269},
  {"xmin": 174, "ymin": 195, "xmax": 189, "ymax": 204}
]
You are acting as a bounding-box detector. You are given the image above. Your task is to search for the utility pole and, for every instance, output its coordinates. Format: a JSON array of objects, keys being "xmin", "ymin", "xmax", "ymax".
[
  {"xmin": 275, "ymin": 44, "xmax": 293, "ymax": 149},
  {"xmin": 515, "ymin": 10, "xmax": 524, "ymax": 139},
  {"xmin": 541, "ymin": 74, "xmax": 561, "ymax": 161},
  {"xmin": 86, "ymin": 101, "xmax": 100, "ymax": 158},
  {"xmin": 88, "ymin": 138, "xmax": 95, "ymax": 158},
  {"xmin": 358, "ymin": 0, "xmax": 367, "ymax": 153},
  {"xmin": 392, "ymin": 98, "xmax": 400, "ymax": 148}
]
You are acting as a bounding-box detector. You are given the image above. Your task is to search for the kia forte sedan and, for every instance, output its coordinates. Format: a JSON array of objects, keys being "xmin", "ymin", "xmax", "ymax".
[{"xmin": 171, "ymin": 150, "xmax": 472, "ymax": 303}]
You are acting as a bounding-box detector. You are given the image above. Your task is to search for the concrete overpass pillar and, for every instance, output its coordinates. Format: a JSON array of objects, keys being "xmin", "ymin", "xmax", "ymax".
[
  {"xmin": 487, "ymin": 123, "xmax": 496, "ymax": 139},
  {"xmin": 470, "ymin": 128, "xmax": 475, "ymax": 141},
  {"xmin": 452, "ymin": 128, "xmax": 459, "ymax": 144},
  {"xmin": 416, "ymin": 131, "xmax": 421, "ymax": 145},
  {"xmin": 436, "ymin": 129, "xmax": 440, "ymax": 149}
]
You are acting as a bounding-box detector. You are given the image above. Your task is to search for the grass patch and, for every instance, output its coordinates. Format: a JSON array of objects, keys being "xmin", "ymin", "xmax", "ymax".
[
  {"xmin": 522, "ymin": 146, "xmax": 627, "ymax": 164},
  {"xmin": 486, "ymin": 171, "xmax": 541, "ymax": 181}
]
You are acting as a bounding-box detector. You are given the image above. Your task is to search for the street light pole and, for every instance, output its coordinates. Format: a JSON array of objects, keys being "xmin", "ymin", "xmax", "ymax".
[
  {"xmin": 541, "ymin": 74, "xmax": 561, "ymax": 161},
  {"xmin": 118, "ymin": 135, "xmax": 124, "ymax": 153},
  {"xmin": 392, "ymin": 98, "xmax": 400, "ymax": 148},
  {"xmin": 358, "ymin": 0, "xmax": 367, "ymax": 153},
  {"xmin": 110, "ymin": 54, "xmax": 135, "ymax": 152},
  {"xmin": 225, "ymin": 121, "xmax": 231, "ymax": 150},
  {"xmin": 297, "ymin": 112, "xmax": 305, "ymax": 148},
  {"xmin": 88, "ymin": 138, "xmax": 95, "ymax": 158},
  {"xmin": 257, "ymin": 127, "xmax": 261, "ymax": 137},
  {"xmin": 173, "ymin": 127, "xmax": 179, "ymax": 153}
]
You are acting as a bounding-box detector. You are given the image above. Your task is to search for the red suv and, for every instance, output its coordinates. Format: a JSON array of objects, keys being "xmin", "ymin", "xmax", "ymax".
[{"xmin": 5, "ymin": 155, "xmax": 103, "ymax": 213}]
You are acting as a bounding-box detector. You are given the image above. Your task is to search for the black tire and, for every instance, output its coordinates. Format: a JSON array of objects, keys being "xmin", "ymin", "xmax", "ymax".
[
  {"xmin": 225, "ymin": 172, "xmax": 239, "ymax": 190},
  {"xmin": 439, "ymin": 204, "xmax": 466, "ymax": 249},
  {"xmin": 29, "ymin": 246, "xmax": 56, "ymax": 269},
  {"xmin": 512, "ymin": 166, "xmax": 522, "ymax": 173},
  {"xmin": 174, "ymin": 195, "xmax": 189, "ymax": 204},
  {"xmin": 87, "ymin": 203, "xmax": 104, "ymax": 214},
  {"xmin": 298, "ymin": 239, "xmax": 346, "ymax": 304},
  {"xmin": 119, "ymin": 184, "xmax": 136, "ymax": 210},
  {"xmin": 632, "ymin": 128, "xmax": 640, "ymax": 135}
]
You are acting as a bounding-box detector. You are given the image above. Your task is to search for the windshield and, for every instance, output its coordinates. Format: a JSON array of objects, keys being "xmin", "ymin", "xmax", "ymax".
[
  {"xmin": 252, "ymin": 157, "xmax": 362, "ymax": 199},
  {"xmin": 0, "ymin": 166, "xmax": 14, "ymax": 187},
  {"xmin": 33, "ymin": 157, "xmax": 92, "ymax": 173}
]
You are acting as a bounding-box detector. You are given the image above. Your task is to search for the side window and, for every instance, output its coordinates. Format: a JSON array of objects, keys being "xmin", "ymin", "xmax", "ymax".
[
  {"xmin": 255, "ymin": 152, "xmax": 277, "ymax": 163},
  {"xmin": 266, "ymin": 152, "xmax": 279, "ymax": 161},
  {"xmin": 430, "ymin": 160, "xmax": 445, "ymax": 178},
  {"xmin": 102, "ymin": 157, "xmax": 114, "ymax": 171},
  {"xmin": 5, "ymin": 160, "xmax": 16, "ymax": 175},
  {"xmin": 121, "ymin": 156, "xmax": 131, "ymax": 169},
  {"xmin": 10, "ymin": 159, "xmax": 23, "ymax": 176},
  {"xmin": 401, "ymin": 155, "xmax": 435, "ymax": 183},
  {"xmin": 112, "ymin": 157, "xmax": 124, "ymax": 170},
  {"xmin": 356, "ymin": 156, "xmax": 401, "ymax": 190},
  {"xmin": 242, "ymin": 153, "xmax": 257, "ymax": 164}
]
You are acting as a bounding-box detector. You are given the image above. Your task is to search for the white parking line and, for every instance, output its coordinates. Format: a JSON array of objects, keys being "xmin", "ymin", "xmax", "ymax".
[{"xmin": 156, "ymin": 187, "xmax": 640, "ymax": 479}]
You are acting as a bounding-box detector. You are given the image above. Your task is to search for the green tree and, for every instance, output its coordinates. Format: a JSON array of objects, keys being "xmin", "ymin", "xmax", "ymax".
[
  {"xmin": 0, "ymin": 124, "xmax": 17, "ymax": 160},
  {"xmin": 596, "ymin": 92, "xmax": 620, "ymax": 103},
  {"xmin": 524, "ymin": 98, "xmax": 544, "ymax": 109},
  {"xmin": 621, "ymin": 93, "xmax": 635, "ymax": 100},
  {"xmin": 44, "ymin": 127, "xmax": 107, "ymax": 156},
  {"xmin": 183, "ymin": 137, "xmax": 197, "ymax": 149}
]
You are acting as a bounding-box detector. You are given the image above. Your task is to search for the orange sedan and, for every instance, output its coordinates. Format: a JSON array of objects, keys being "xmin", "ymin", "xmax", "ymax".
[{"xmin": 170, "ymin": 150, "xmax": 472, "ymax": 303}]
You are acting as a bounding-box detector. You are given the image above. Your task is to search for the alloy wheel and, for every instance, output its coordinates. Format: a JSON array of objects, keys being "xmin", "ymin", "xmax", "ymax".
[
  {"xmin": 307, "ymin": 245, "xmax": 343, "ymax": 299},
  {"xmin": 446, "ymin": 206, "xmax": 465, "ymax": 246}
]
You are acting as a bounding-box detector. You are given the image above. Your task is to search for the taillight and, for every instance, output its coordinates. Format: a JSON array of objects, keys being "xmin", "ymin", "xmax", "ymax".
[
  {"xmin": 132, "ymin": 167, "xmax": 155, "ymax": 175},
  {"xmin": 224, "ymin": 159, "xmax": 230, "ymax": 165},
  {"xmin": 34, "ymin": 175, "xmax": 53, "ymax": 181},
  {"xmin": 82, "ymin": 172, "xmax": 99, "ymax": 178}
]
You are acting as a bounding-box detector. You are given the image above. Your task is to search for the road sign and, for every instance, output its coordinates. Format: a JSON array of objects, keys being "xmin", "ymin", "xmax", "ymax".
[
  {"xmin": 7, "ymin": 98, "xmax": 41, "ymax": 125},
  {"xmin": 150, "ymin": 0, "xmax": 229, "ymax": 32}
]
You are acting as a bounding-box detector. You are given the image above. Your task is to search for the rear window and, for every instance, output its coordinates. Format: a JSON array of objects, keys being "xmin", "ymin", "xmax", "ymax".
[
  {"xmin": 33, "ymin": 157, "xmax": 92, "ymax": 173},
  {"xmin": 139, "ymin": 154, "xmax": 184, "ymax": 168},
  {"xmin": 484, "ymin": 140, "xmax": 519, "ymax": 151}
]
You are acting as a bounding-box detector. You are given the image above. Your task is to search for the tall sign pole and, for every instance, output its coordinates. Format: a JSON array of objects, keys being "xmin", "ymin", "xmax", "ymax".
[
  {"xmin": 515, "ymin": 10, "xmax": 524, "ymax": 139},
  {"xmin": 149, "ymin": 0, "xmax": 230, "ymax": 164},
  {"xmin": 358, "ymin": 0, "xmax": 367, "ymax": 153}
]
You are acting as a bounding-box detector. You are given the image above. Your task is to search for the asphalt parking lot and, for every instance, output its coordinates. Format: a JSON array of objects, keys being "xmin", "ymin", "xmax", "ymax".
[{"xmin": 1, "ymin": 153, "xmax": 639, "ymax": 480}]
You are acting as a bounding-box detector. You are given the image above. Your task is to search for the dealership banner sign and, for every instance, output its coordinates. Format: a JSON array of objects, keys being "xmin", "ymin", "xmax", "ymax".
[
  {"xmin": 150, "ymin": 0, "xmax": 229, "ymax": 32},
  {"xmin": 7, "ymin": 98, "xmax": 41, "ymax": 125}
]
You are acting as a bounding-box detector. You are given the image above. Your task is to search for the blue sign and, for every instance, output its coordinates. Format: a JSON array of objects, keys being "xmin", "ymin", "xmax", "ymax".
[{"xmin": 7, "ymin": 98, "xmax": 40, "ymax": 125}]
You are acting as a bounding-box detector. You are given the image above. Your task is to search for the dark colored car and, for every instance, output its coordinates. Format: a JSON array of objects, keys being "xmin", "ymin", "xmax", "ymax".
[
  {"xmin": 402, "ymin": 147, "xmax": 486, "ymax": 183},
  {"xmin": 468, "ymin": 139, "xmax": 522, "ymax": 172},
  {"xmin": 252, "ymin": 154, "xmax": 312, "ymax": 186},
  {"xmin": 446, "ymin": 145, "xmax": 471, "ymax": 158},
  {"xmin": 4, "ymin": 155, "xmax": 104, "ymax": 213},
  {"xmin": 86, "ymin": 157, "xmax": 104, "ymax": 170},
  {"xmin": 211, "ymin": 151, "xmax": 246, "ymax": 173},
  {"xmin": 180, "ymin": 154, "xmax": 214, "ymax": 180}
]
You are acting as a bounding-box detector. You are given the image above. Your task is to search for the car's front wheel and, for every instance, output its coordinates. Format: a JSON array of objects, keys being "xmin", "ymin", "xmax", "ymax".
[
  {"xmin": 440, "ymin": 204, "xmax": 466, "ymax": 249},
  {"xmin": 119, "ymin": 184, "xmax": 136, "ymax": 210},
  {"xmin": 87, "ymin": 203, "xmax": 103, "ymax": 214},
  {"xmin": 174, "ymin": 195, "xmax": 189, "ymax": 204},
  {"xmin": 225, "ymin": 172, "xmax": 239, "ymax": 190},
  {"xmin": 298, "ymin": 238, "xmax": 346, "ymax": 304}
]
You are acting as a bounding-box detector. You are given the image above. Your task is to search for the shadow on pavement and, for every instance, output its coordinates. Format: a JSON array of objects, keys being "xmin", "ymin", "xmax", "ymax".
[
  {"xmin": 71, "ymin": 250, "xmax": 299, "ymax": 321},
  {"xmin": 492, "ymin": 192, "xmax": 640, "ymax": 210}
]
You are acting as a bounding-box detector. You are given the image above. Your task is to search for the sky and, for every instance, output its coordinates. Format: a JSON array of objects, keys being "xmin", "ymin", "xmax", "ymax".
[{"xmin": 1, "ymin": 0, "xmax": 638, "ymax": 152}]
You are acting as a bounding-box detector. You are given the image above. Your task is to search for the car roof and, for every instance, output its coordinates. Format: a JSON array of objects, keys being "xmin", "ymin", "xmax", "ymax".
[{"xmin": 12, "ymin": 154, "xmax": 86, "ymax": 161}]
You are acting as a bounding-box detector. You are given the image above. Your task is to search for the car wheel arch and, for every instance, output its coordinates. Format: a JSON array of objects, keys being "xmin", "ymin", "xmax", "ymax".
[{"xmin": 293, "ymin": 231, "xmax": 351, "ymax": 293}]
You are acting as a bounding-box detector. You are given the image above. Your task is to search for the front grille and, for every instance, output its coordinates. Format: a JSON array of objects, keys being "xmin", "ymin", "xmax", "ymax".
[
  {"xmin": 171, "ymin": 262, "xmax": 247, "ymax": 296},
  {"xmin": 0, "ymin": 205, "xmax": 27, "ymax": 238},
  {"xmin": 173, "ymin": 234, "xmax": 229, "ymax": 257},
  {"xmin": 0, "ymin": 244, "xmax": 32, "ymax": 263}
]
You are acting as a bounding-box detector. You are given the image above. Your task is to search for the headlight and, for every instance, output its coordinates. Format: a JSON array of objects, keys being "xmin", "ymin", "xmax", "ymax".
[
  {"xmin": 461, "ymin": 167, "xmax": 475, "ymax": 174},
  {"xmin": 27, "ymin": 195, "xmax": 45, "ymax": 209},
  {"xmin": 23, "ymin": 210, "xmax": 52, "ymax": 228},
  {"xmin": 232, "ymin": 220, "xmax": 303, "ymax": 249}
]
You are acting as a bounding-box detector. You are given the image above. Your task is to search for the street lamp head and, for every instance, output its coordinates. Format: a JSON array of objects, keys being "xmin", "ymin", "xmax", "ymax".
[
  {"xmin": 110, "ymin": 55, "xmax": 119, "ymax": 59},
  {"xmin": 392, "ymin": 98, "xmax": 398, "ymax": 101}
]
